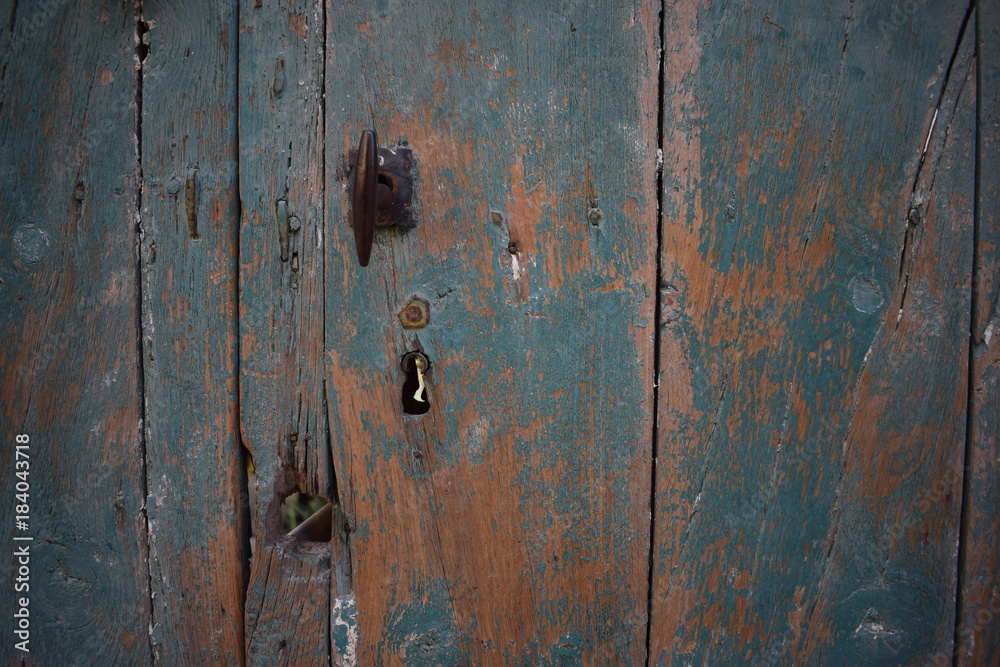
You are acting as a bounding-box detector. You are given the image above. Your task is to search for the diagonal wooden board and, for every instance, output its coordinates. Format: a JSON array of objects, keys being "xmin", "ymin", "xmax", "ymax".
[
  {"xmin": 652, "ymin": 0, "xmax": 979, "ymax": 663},
  {"xmin": 0, "ymin": 2, "xmax": 150, "ymax": 663},
  {"xmin": 324, "ymin": 1, "xmax": 660, "ymax": 663}
]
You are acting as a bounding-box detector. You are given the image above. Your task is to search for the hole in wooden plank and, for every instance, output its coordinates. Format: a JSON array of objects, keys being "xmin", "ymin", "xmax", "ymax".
[{"xmin": 282, "ymin": 492, "xmax": 332, "ymax": 542}]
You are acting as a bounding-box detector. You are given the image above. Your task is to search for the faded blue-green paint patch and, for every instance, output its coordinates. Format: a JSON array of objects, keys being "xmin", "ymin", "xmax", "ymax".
[
  {"xmin": 527, "ymin": 595, "xmax": 638, "ymax": 666},
  {"xmin": 548, "ymin": 630, "xmax": 586, "ymax": 666},
  {"xmin": 351, "ymin": 518, "xmax": 370, "ymax": 543},
  {"xmin": 362, "ymin": 417, "xmax": 434, "ymax": 484},
  {"xmin": 824, "ymin": 580, "xmax": 941, "ymax": 664},
  {"xmin": 331, "ymin": 594, "xmax": 358, "ymax": 658},
  {"xmin": 383, "ymin": 580, "xmax": 462, "ymax": 667}
]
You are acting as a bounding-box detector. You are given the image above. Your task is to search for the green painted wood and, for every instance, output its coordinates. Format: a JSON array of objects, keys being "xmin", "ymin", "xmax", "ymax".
[
  {"xmin": 958, "ymin": 1, "xmax": 1000, "ymax": 663},
  {"xmin": 0, "ymin": 0, "xmax": 12, "ymax": 80},
  {"xmin": 324, "ymin": 1, "xmax": 659, "ymax": 663},
  {"xmin": 0, "ymin": 2, "xmax": 150, "ymax": 663},
  {"xmin": 4, "ymin": 3, "xmax": 996, "ymax": 663},
  {"xmin": 138, "ymin": 1, "xmax": 246, "ymax": 662},
  {"xmin": 238, "ymin": 1, "xmax": 335, "ymax": 663},
  {"xmin": 652, "ymin": 1, "xmax": 976, "ymax": 663}
]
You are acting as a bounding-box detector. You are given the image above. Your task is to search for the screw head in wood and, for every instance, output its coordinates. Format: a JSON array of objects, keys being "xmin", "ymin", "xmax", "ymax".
[{"xmin": 398, "ymin": 297, "xmax": 430, "ymax": 329}]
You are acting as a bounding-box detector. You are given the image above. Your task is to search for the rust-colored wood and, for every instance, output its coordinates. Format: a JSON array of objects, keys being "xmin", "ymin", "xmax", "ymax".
[
  {"xmin": 137, "ymin": 0, "xmax": 247, "ymax": 662},
  {"xmin": 239, "ymin": 0, "xmax": 335, "ymax": 663}
]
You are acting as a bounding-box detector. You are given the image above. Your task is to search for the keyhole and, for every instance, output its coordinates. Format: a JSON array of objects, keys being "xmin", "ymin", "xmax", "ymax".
[{"xmin": 401, "ymin": 351, "xmax": 430, "ymax": 415}]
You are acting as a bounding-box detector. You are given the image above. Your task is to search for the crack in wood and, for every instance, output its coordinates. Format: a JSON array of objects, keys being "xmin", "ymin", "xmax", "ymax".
[{"xmin": 131, "ymin": 2, "xmax": 157, "ymax": 663}]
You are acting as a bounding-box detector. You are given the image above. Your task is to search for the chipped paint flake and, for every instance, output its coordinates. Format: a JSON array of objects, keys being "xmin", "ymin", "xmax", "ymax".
[{"xmin": 332, "ymin": 594, "xmax": 358, "ymax": 667}]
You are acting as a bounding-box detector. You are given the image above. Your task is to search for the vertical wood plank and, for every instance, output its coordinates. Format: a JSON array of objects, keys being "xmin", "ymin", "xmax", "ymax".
[
  {"xmin": 325, "ymin": 2, "xmax": 659, "ymax": 663},
  {"xmin": 138, "ymin": 1, "xmax": 246, "ymax": 662},
  {"xmin": 958, "ymin": 0, "xmax": 1000, "ymax": 663},
  {"xmin": 239, "ymin": 1, "xmax": 334, "ymax": 664},
  {"xmin": 652, "ymin": 1, "xmax": 976, "ymax": 663},
  {"xmin": 0, "ymin": 3, "xmax": 151, "ymax": 663},
  {"xmin": 794, "ymin": 16, "xmax": 977, "ymax": 664}
]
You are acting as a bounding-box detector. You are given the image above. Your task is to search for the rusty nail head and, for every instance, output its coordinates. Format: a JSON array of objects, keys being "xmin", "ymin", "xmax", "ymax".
[{"xmin": 398, "ymin": 296, "xmax": 430, "ymax": 328}]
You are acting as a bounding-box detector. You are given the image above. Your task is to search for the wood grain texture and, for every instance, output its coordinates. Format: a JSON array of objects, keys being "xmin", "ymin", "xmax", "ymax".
[
  {"xmin": 957, "ymin": 1, "xmax": 1000, "ymax": 664},
  {"xmin": 4, "ymin": 3, "xmax": 993, "ymax": 663},
  {"xmin": 324, "ymin": 1, "xmax": 659, "ymax": 663},
  {"xmin": 138, "ymin": 1, "xmax": 246, "ymax": 662},
  {"xmin": 652, "ymin": 0, "xmax": 976, "ymax": 663},
  {"xmin": 239, "ymin": 1, "xmax": 334, "ymax": 663},
  {"xmin": 0, "ymin": 2, "xmax": 150, "ymax": 663},
  {"xmin": 245, "ymin": 537, "xmax": 332, "ymax": 665}
]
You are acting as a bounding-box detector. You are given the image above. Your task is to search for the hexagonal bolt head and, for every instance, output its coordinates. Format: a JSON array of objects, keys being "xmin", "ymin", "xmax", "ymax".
[{"xmin": 398, "ymin": 297, "xmax": 430, "ymax": 329}]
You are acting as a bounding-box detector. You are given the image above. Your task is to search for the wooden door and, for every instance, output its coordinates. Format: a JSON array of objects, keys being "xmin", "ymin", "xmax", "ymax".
[{"xmin": 1, "ymin": 1, "xmax": 998, "ymax": 665}]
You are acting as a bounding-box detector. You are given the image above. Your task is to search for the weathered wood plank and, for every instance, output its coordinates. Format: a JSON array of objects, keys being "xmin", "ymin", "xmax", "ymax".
[
  {"xmin": 239, "ymin": 1, "xmax": 334, "ymax": 663},
  {"xmin": 797, "ymin": 15, "xmax": 977, "ymax": 665},
  {"xmin": 138, "ymin": 1, "xmax": 246, "ymax": 662},
  {"xmin": 652, "ymin": 1, "xmax": 975, "ymax": 663},
  {"xmin": 325, "ymin": 2, "xmax": 659, "ymax": 663},
  {"xmin": 957, "ymin": 1, "xmax": 1000, "ymax": 663},
  {"xmin": 0, "ymin": 3, "xmax": 150, "ymax": 663}
]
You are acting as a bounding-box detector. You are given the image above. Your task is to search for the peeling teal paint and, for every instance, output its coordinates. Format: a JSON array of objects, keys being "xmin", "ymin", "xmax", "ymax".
[
  {"xmin": 383, "ymin": 582, "xmax": 462, "ymax": 667},
  {"xmin": 331, "ymin": 594, "xmax": 358, "ymax": 658},
  {"xmin": 653, "ymin": 0, "xmax": 977, "ymax": 663}
]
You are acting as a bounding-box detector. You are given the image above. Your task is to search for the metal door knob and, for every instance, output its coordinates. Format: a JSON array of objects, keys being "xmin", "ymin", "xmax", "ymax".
[
  {"xmin": 351, "ymin": 130, "xmax": 377, "ymax": 267},
  {"xmin": 349, "ymin": 131, "xmax": 416, "ymax": 267}
]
